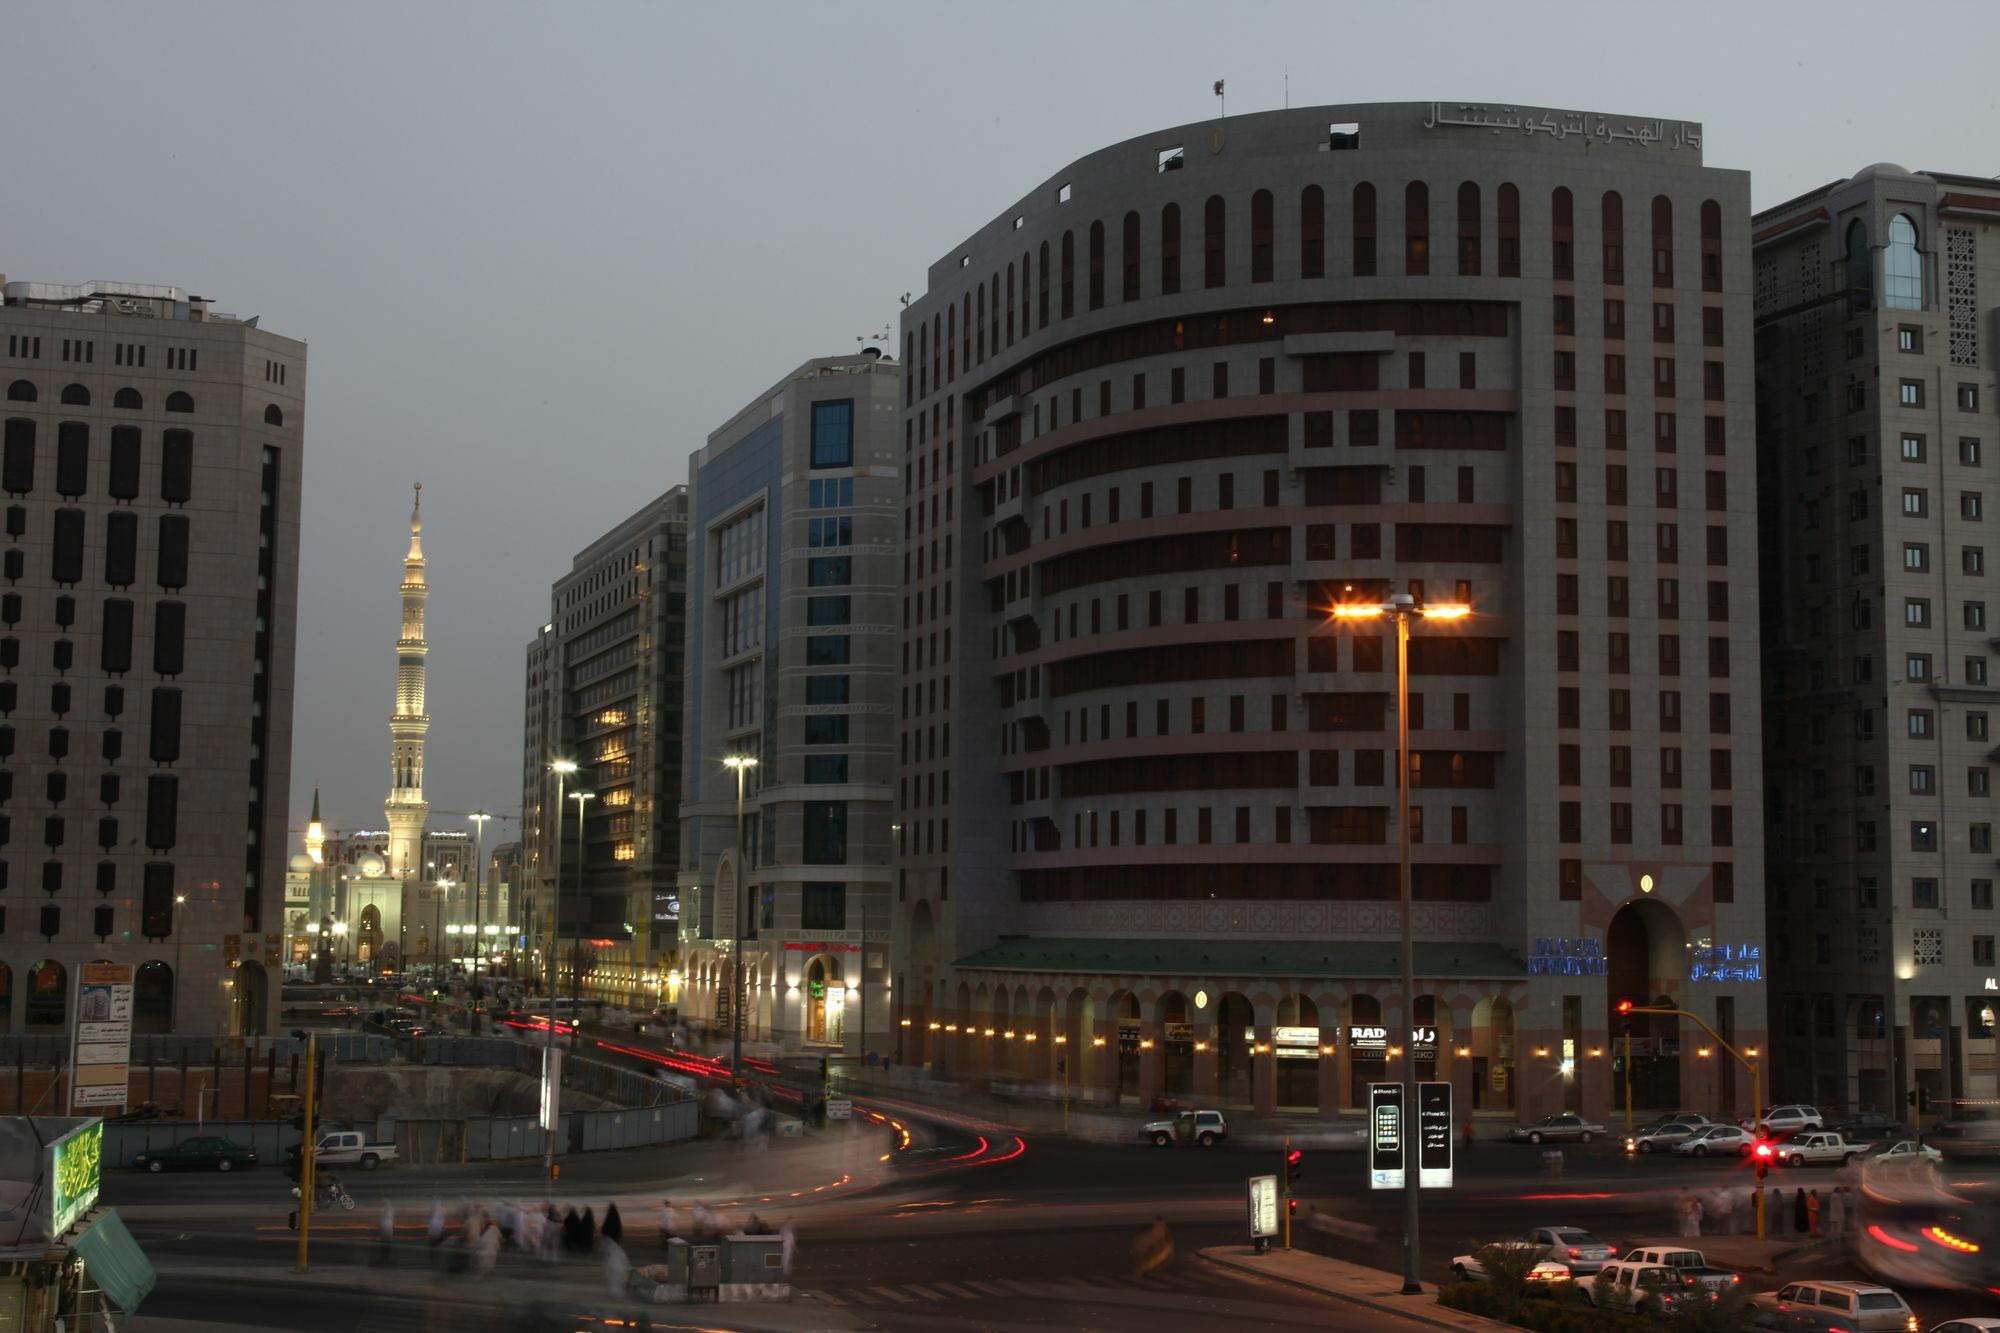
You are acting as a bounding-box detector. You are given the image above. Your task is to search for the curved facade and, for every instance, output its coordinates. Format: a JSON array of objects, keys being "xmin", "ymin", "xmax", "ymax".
[{"xmin": 893, "ymin": 103, "xmax": 1767, "ymax": 1121}]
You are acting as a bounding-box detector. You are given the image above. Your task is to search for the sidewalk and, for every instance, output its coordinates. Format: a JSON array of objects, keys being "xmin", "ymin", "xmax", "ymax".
[
  {"xmin": 148, "ymin": 1258, "xmax": 866, "ymax": 1332},
  {"xmin": 1200, "ymin": 1246, "xmax": 1516, "ymax": 1331}
]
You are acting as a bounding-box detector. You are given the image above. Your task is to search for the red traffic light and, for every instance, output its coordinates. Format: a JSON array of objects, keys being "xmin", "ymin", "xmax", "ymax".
[
  {"xmin": 1617, "ymin": 1000, "xmax": 1634, "ymax": 1015},
  {"xmin": 1285, "ymin": 1148, "xmax": 1304, "ymax": 1169},
  {"xmin": 1754, "ymin": 1142, "xmax": 1774, "ymax": 1158}
]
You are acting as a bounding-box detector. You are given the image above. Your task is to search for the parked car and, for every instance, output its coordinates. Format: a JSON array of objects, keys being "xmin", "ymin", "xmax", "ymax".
[
  {"xmin": 1520, "ymin": 1226, "xmax": 1615, "ymax": 1275},
  {"xmin": 311, "ymin": 1130, "xmax": 397, "ymax": 1169},
  {"xmin": 1504, "ymin": 1113, "xmax": 1604, "ymax": 1144},
  {"xmin": 1753, "ymin": 1280, "xmax": 1918, "ymax": 1333},
  {"xmin": 1587, "ymin": 1261, "xmax": 1709, "ymax": 1315},
  {"xmin": 1627, "ymin": 1123, "xmax": 1703, "ymax": 1153},
  {"xmin": 1450, "ymin": 1240, "xmax": 1573, "ymax": 1284},
  {"xmin": 1833, "ymin": 1113, "xmax": 1905, "ymax": 1143},
  {"xmin": 1675, "ymin": 1124, "xmax": 1755, "ymax": 1157},
  {"xmin": 132, "ymin": 1136, "xmax": 257, "ymax": 1173},
  {"xmin": 1867, "ymin": 1139, "xmax": 1944, "ymax": 1165},
  {"xmin": 1140, "ymin": 1108, "xmax": 1228, "ymax": 1147},
  {"xmin": 1926, "ymin": 1321, "xmax": 2000, "ymax": 1332},
  {"xmin": 1758, "ymin": 1104, "xmax": 1828, "ymax": 1135},
  {"xmin": 1620, "ymin": 1246, "xmax": 1741, "ymax": 1293}
]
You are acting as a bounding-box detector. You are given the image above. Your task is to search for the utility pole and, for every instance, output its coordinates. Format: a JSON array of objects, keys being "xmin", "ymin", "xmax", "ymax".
[{"xmin": 294, "ymin": 1032, "xmax": 318, "ymax": 1272}]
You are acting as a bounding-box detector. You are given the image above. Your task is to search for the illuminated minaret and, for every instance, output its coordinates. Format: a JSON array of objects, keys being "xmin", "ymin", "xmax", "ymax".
[{"xmin": 386, "ymin": 483, "xmax": 430, "ymax": 881}]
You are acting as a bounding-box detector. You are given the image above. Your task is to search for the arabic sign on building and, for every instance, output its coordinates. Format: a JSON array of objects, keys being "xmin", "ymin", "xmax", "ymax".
[
  {"xmin": 48, "ymin": 1120, "xmax": 102, "ymax": 1237},
  {"xmin": 1690, "ymin": 943, "xmax": 1764, "ymax": 982},
  {"xmin": 1421, "ymin": 103, "xmax": 1703, "ymax": 152},
  {"xmin": 1529, "ymin": 937, "xmax": 1608, "ymax": 976},
  {"xmin": 1349, "ymin": 1025, "xmax": 1438, "ymax": 1052},
  {"xmin": 69, "ymin": 963, "xmax": 132, "ymax": 1111}
]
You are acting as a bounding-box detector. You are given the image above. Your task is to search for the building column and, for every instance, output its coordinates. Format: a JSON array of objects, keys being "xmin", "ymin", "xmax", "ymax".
[
  {"xmin": 1138, "ymin": 1020, "xmax": 1164, "ymax": 1104},
  {"xmin": 1252, "ymin": 1025, "xmax": 1277, "ymax": 1115},
  {"xmin": 1193, "ymin": 1025, "xmax": 1218, "ymax": 1100}
]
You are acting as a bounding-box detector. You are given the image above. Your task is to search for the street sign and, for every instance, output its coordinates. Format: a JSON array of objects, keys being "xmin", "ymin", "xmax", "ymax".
[
  {"xmin": 1247, "ymin": 1173, "xmax": 1280, "ymax": 1238},
  {"xmin": 1369, "ymin": 1082, "xmax": 1405, "ymax": 1189},
  {"xmin": 70, "ymin": 963, "xmax": 133, "ymax": 1111},
  {"xmin": 1419, "ymin": 1080, "xmax": 1454, "ymax": 1188},
  {"xmin": 825, "ymin": 1098, "xmax": 852, "ymax": 1121}
]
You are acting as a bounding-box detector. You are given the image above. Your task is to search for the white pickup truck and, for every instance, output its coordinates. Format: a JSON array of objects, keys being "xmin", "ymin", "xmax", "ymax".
[
  {"xmin": 1774, "ymin": 1130, "xmax": 1864, "ymax": 1167},
  {"xmin": 312, "ymin": 1130, "xmax": 397, "ymax": 1170},
  {"xmin": 1621, "ymin": 1246, "xmax": 1741, "ymax": 1294}
]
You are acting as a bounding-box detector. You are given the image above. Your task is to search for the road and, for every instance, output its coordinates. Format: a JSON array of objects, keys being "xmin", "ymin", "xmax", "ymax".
[{"xmin": 107, "ymin": 1023, "xmax": 2000, "ymax": 1330}]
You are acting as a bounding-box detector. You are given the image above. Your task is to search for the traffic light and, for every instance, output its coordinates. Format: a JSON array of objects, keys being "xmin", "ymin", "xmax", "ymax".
[
  {"xmin": 1753, "ymin": 1141, "xmax": 1773, "ymax": 1182},
  {"xmin": 818, "ymin": 1056, "xmax": 829, "ymax": 1082},
  {"xmin": 1908, "ymin": 1088, "xmax": 1932, "ymax": 1113},
  {"xmin": 1616, "ymin": 1000, "xmax": 1634, "ymax": 1015},
  {"xmin": 1285, "ymin": 1146, "xmax": 1305, "ymax": 1191},
  {"xmin": 1055, "ymin": 1058, "xmax": 1066, "ymax": 1075}
]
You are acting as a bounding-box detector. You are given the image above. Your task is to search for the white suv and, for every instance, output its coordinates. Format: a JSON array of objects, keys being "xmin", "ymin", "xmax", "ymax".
[
  {"xmin": 1753, "ymin": 1280, "xmax": 1916, "ymax": 1332},
  {"xmin": 1758, "ymin": 1104, "xmax": 1826, "ymax": 1135}
]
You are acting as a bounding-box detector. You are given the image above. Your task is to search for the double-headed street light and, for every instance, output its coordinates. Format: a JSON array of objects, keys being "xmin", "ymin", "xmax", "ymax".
[
  {"xmin": 569, "ymin": 789, "xmax": 596, "ymax": 1038},
  {"xmin": 1330, "ymin": 592, "xmax": 1470, "ymax": 1297},
  {"xmin": 722, "ymin": 754, "xmax": 758, "ymax": 1083},
  {"xmin": 547, "ymin": 761, "xmax": 579, "ymax": 1036}
]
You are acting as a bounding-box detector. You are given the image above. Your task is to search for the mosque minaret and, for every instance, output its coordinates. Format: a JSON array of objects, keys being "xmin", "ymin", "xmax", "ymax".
[{"xmin": 386, "ymin": 482, "xmax": 431, "ymax": 880}]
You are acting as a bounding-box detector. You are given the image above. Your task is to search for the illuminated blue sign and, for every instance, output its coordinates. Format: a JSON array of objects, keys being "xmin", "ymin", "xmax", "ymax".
[
  {"xmin": 1690, "ymin": 943, "xmax": 1763, "ymax": 982},
  {"xmin": 1529, "ymin": 937, "xmax": 1607, "ymax": 976}
]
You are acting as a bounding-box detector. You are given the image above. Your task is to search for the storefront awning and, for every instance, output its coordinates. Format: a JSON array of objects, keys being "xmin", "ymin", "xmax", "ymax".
[
  {"xmin": 952, "ymin": 937, "xmax": 1527, "ymax": 980},
  {"xmin": 73, "ymin": 1209, "xmax": 154, "ymax": 1313}
]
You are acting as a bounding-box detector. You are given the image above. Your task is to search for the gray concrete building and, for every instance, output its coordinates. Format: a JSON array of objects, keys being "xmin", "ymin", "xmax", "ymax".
[
  {"xmin": 0, "ymin": 276, "xmax": 304, "ymax": 1036},
  {"xmin": 521, "ymin": 488, "xmax": 689, "ymax": 1008},
  {"xmin": 678, "ymin": 352, "xmax": 900, "ymax": 1055},
  {"xmin": 891, "ymin": 103, "xmax": 1768, "ymax": 1123},
  {"xmin": 1755, "ymin": 165, "xmax": 2000, "ymax": 1112}
]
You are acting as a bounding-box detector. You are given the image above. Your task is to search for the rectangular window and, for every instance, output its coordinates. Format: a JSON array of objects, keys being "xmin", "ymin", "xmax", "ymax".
[
  {"xmin": 805, "ymin": 675, "xmax": 850, "ymax": 705},
  {"xmin": 804, "ymin": 715, "xmax": 849, "ymax": 745},
  {"xmin": 807, "ymin": 555, "xmax": 851, "ymax": 587},
  {"xmin": 807, "ymin": 595, "xmax": 851, "ymax": 626},
  {"xmin": 804, "ymin": 754, "xmax": 849, "ymax": 783},
  {"xmin": 803, "ymin": 801, "xmax": 848, "ymax": 864},
  {"xmin": 801, "ymin": 882, "xmax": 846, "ymax": 929},
  {"xmin": 807, "ymin": 635, "xmax": 850, "ymax": 665},
  {"xmin": 811, "ymin": 399, "xmax": 855, "ymax": 467},
  {"xmin": 1902, "ymin": 380, "xmax": 1924, "ymax": 407}
]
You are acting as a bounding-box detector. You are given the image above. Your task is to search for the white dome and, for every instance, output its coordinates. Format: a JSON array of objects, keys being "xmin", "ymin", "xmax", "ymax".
[
  {"xmin": 287, "ymin": 852, "xmax": 315, "ymax": 873},
  {"xmin": 357, "ymin": 852, "xmax": 387, "ymax": 878}
]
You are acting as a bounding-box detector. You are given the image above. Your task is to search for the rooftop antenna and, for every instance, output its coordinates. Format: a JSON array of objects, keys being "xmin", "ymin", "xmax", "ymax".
[{"xmin": 1214, "ymin": 79, "xmax": 1225, "ymax": 119}]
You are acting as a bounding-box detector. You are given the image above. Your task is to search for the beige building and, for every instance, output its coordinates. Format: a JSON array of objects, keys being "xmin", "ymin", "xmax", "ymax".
[
  {"xmin": 0, "ymin": 276, "xmax": 303, "ymax": 1035},
  {"xmin": 1756, "ymin": 165, "xmax": 2000, "ymax": 1111}
]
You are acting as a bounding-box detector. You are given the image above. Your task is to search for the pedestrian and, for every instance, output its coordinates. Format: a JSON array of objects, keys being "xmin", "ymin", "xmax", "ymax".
[
  {"xmin": 563, "ymin": 1206, "xmax": 583, "ymax": 1253},
  {"xmin": 691, "ymin": 1199, "xmax": 713, "ymax": 1239},
  {"xmin": 747, "ymin": 1212, "xmax": 769, "ymax": 1236},
  {"xmin": 603, "ymin": 1202, "xmax": 624, "ymax": 1245},
  {"xmin": 541, "ymin": 1205, "xmax": 562, "ymax": 1264},
  {"xmin": 1675, "ymin": 1188, "xmax": 1694, "ymax": 1236},
  {"xmin": 582, "ymin": 1205, "xmax": 598, "ymax": 1251},
  {"xmin": 1462, "ymin": 1118, "xmax": 1475, "ymax": 1155},
  {"xmin": 1793, "ymin": 1187, "xmax": 1808, "ymax": 1234},
  {"xmin": 1734, "ymin": 1188, "xmax": 1754, "ymax": 1236},
  {"xmin": 378, "ymin": 1199, "xmax": 397, "ymax": 1267},
  {"xmin": 474, "ymin": 1220, "xmax": 501, "ymax": 1277},
  {"xmin": 779, "ymin": 1219, "xmax": 797, "ymax": 1279},
  {"xmin": 1709, "ymin": 1188, "xmax": 1734, "ymax": 1235},
  {"xmin": 603, "ymin": 1237, "xmax": 631, "ymax": 1297},
  {"xmin": 1807, "ymin": 1189, "xmax": 1822, "ymax": 1237},
  {"xmin": 428, "ymin": 1199, "xmax": 447, "ymax": 1267},
  {"xmin": 1769, "ymin": 1187, "xmax": 1787, "ymax": 1235},
  {"xmin": 657, "ymin": 1199, "xmax": 677, "ymax": 1251},
  {"xmin": 1689, "ymin": 1191, "xmax": 1704, "ymax": 1235}
]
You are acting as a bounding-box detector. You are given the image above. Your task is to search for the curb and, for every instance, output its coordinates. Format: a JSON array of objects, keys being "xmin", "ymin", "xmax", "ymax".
[{"xmin": 1198, "ymin": 1248, "xmax": 1514, "ymax": 1333}]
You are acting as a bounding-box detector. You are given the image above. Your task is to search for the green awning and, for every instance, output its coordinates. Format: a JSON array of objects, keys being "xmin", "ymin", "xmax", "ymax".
[{"xmin": 73, "ymin": 1208, "xmax": 154, "ymax": 1313}]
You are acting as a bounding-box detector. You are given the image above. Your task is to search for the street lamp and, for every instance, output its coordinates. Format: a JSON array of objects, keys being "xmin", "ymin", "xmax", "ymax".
[
  {"xmin": 722, "ymin": 755, "xmax": 758, "ymax": 1082},
  {"xmin": 469, "ymin": 811, "xmax": 491, "ymax": 1026},
  {"xmin": 332, "ymin": 921, "xmax": 349, "ymax": 976},
  {"xmin": 569, "ymin": 790, "xmax": 595, "ymax": 1035},
  {"xmin": 547, "ymin": 761, "xmax": 578, "ymax": 1036},
  {"xmin": 1330, "ymin": 591, "xmax": 1470, "ymax": 1296}
]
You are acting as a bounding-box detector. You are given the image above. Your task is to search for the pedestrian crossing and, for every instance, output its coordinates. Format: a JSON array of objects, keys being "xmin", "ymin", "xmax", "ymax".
[{"xmin": 808, "ymin": 1269, "xmax": 1214, "ymax": 1307}]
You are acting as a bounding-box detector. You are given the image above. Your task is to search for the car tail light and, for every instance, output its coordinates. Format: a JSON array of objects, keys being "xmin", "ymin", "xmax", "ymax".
[
  {"xmin": 1923, "ymin": 1225, "xmax": 1980, "ymax": 1253},
  {"xmin": 1605, "ymin": 1246, "xmax": 1616, "ymax": 1255},
  {"xmin": 1567, "ymin": 1248, "xmax": 1580, "ymax": 1257}
]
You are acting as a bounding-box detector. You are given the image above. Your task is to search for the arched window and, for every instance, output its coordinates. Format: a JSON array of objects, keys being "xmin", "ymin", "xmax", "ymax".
[
  {"xmin": 1249, "ymin": 188, "xmax": 1274, "ymax": 283},
  {"xmin": 1087, "ymin": 220, "xmax": 1105, "ymax": 311},
  {"xmin": 1405, "ymin": 181, "xmax": 1430, "ymax": 276},
  {"xmin": 1885, "ymin": 213, "xmax": 1923, "ymax": 309},
  {"xmin": 264, "ymin": 404, "xmax": 284, "ymax": 426},
  {"xmin": 975, "ymin": 282, "xmax": 986, "ymax": 363},
  {"xmin": 988, "ymin": 274, "xmax": 999, "ymax": 354},
  {"xmin": 1496, "ymin": 183, "xmax": 1520, "ymax": 277},
  {"xmin": 1300, "ymin": 185, "xmax": 1325, "ymax": 280},
  {"xmin": 1699, "ymin": 200, "xmax": 1723, "ymax": 293},
  {"xmin": 1352, "ymin": 183, "xmax": 1377, "ymax": 276},
  {"xmin": 1846, "ymin": 218, "xmax": 1873, "ymax": 312},
  {"xmin": 1121, "ymin": 211, "xmax": 1141, "ymax": 302},
  {"xmin": 1020, "ymin": 250, "xmax": 1031, "ymax": 333},
  {"xmin": 1160, "ymin": 202, "xmax": 1182, "ymax": 295},
  {"xmin": 1456, "ymin": 181, "xmax": 1481, "ymax": 276},
  {"xmin": 164, "ymin": 391, "xmax": 193, "ymax": 414},
  {"xmin": 1037, "ymin": 240, "xmax": 1050, "ymax": 328},
  {"xmin": 60, "ymin": 384, "xmax": 90, "ymax": 407},
  {"xmin": 113, "ymin": 387, "xmax": 142, "ymax": 410},
  {"xmin": 1601, "ymin": 191, "xmax": 1625, "ymax": 285},
  {"xmin": 1059, "ymin": 230, "xmax": 1075, "ymax": 319},
  {"xmin": 4, "ymin": 382, "xmax": 33, "ymax": 404},
  {"xmin": 1203, "ymin": 194, "xmax": 1226, "ymax": 288},
  {"xmin": 1004, "ymin": 263, "xmax": 1015, "ymax": 345},
  {"xmin": 1651, "ymin": 195, "xmax": 1674, "ymax": 288},
  {"xmin": 1551, "ymin": 186, "xmax": 1574, "ymax": 279}
]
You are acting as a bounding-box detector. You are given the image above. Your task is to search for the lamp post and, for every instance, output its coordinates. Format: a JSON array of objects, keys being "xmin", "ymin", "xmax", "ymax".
[
  {"xmin": 470, "ymin": 811, "xmax": 491, "ymax": 1028},
  {"xmin": 173, "ymin": 892, "xmax": 189, "ymax": 1027},
  {"xmin": 1332, "ymin": 592, "xmax": 1469, "ymax": 1296},
  {"xmin": 722, "ymin": 755, "xmax": 758, "ymax": 1083},
  {"xmin": 569, "ymin": 790, "xmax": 595, "ymax": 1039},
  {"xmin": 547, "ymin": 761, "xmax": 577, "ymax": 1033},
  {"xmin": 332, "ymin": 921, "xmax": 349, "ymax": 976}
]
